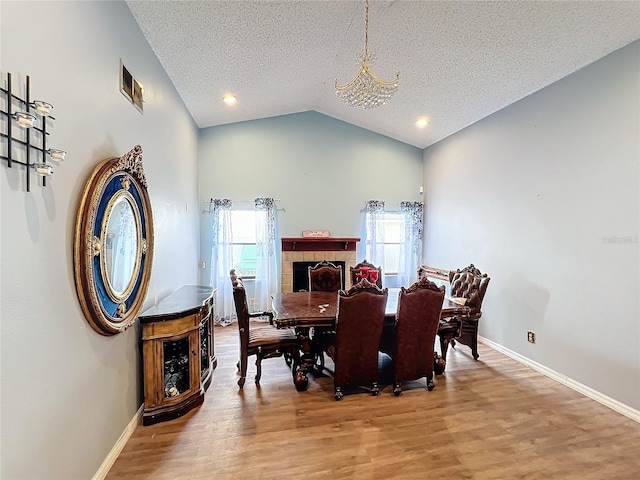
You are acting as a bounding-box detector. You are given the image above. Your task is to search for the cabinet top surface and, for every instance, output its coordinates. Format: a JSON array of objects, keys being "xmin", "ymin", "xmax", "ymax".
[{"xmin": 139, "ymin": 285, "xmax": 215, "ymax": 322}]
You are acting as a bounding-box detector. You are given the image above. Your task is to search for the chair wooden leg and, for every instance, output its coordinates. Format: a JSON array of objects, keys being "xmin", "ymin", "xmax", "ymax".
[
  {"xmin": 255, "ymin": 355, "xmax": 262, "ymax": 384},
  {"xmin": 471, "ymin": 336, "xmax": 479, "ymax": 360},
  {"xmin": 439, "ymin": 334, "xmax": 450, "ymax": 360},
  {"xmin": 426, "ymin": 374, "xmax": 435, "ymax": 391},
  {"xmin": 458, "ymin": 319, "xmax": 479, "ymax": 360},
  {"xmin": 371, "ymin": 382, "xmax": 380, "ymax": 396},
  {"xmin": 310, "ymin": 329, "xmax": 327, "ymax": 372},
  {"xmin": 434, "ymin": 353, "xmax": 446, "ymax": 375},
  {"xmin": 238, "ymin": 355, "xmax": 247, "ymax": 389},
  {"xmin": 393, "ymin": 383, "xmax": 401, "ymax": 396}
]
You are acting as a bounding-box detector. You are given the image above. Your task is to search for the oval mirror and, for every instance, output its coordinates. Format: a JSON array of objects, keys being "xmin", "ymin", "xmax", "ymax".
[
  {"xmin": 101, "ymin": 191, "xmax": 142, "ymax": 300},
  {"xmin": 74, "ymin": 145, "xmax": 154, "ymax": 335}
]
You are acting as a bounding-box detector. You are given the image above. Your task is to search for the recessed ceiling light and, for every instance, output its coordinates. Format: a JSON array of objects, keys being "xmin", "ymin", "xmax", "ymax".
[
  {"xmin": 222, "ymin": 94, "xmax": 237, "ymax": 106},
  {"xmin": 415, "ymin": 117, "xmax": 429, "ymax": 128}
]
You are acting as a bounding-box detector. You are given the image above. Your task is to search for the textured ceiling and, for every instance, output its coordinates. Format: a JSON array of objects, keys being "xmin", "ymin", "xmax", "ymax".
[{"xmin": 126, "ymin": 1, "xmax": 640, "ymax": 149}]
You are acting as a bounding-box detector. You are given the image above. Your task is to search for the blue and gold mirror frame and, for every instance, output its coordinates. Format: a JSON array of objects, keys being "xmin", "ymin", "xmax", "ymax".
[{"xmin": 74, "ymin": 145, "xmax": 154, "ymax": 335}]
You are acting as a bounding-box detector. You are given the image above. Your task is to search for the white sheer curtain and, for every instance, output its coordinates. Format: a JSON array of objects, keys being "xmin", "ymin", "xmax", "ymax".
[
  {"xmin": 362, "ymin": 200, "xmax": 386, "ymax": 269},
  {"xmin": 254, "ymin": 197, "xmax": 280, "ymax": 312},
  {"xmin": 398, "ymin": 201, "xmax": 423, "ymax": 286},
  {"xmin": 209, "ymin": 199, "xmax": 236, "ymax": 326}
]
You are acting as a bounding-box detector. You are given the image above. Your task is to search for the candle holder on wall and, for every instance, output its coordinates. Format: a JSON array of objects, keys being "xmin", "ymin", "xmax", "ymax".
[{"xmin": 0, "ymin": 72, "xmax": 67, "ymax": 191}]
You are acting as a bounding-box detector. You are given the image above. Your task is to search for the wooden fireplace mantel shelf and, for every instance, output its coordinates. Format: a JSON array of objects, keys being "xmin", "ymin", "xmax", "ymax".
[{"xmin": 281, "ymin": 237, "xmax": 360, "ymax": 252}]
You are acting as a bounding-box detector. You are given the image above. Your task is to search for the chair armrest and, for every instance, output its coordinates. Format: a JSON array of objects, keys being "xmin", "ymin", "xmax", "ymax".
[{"xmin": 249, "ymin": 310, "xmax": 275, "ymax": 324}]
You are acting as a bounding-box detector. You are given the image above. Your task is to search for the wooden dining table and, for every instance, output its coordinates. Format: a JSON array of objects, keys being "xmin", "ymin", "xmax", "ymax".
[{"xmin": 271, "ymin": 288, "xmax": 470, "ymax": 391}]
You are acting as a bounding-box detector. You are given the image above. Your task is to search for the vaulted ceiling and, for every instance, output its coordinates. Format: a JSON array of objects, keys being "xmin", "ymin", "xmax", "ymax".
[{"xmin": 126, "ymin": 1, "xmax": 640, "ymax": 149}]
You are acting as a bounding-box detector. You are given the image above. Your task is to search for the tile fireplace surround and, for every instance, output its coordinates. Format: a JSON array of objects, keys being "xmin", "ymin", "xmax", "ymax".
[{"xmin": 281, "ymin": 237, "xmax": 360, "ymax": 293}]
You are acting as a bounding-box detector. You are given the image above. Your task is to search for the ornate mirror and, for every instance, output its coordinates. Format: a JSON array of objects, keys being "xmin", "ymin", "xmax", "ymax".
[{"xmin": 74, "ymin": 145, "xmax": 154, "ymax": 335}]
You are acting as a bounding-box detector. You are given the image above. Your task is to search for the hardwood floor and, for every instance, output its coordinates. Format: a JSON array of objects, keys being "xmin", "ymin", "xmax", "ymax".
[{"xmin": 107, "ymin": 325, "xmax": 640, "ymax": 479}]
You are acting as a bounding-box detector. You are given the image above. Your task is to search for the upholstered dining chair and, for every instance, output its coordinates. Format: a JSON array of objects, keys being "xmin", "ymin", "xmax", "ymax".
[
  {"xmin": 349, "ymin": 259, "xmax": 383, "ymax": 288},
  {"xmin": 307, "ymin": 260, "xmax": 343, "ymax": 371},
  {"xmin": 350, "ymin": 260, "xmax": 386, "ymax": 358},
  {"xmin": 391, "ymin": 276, "xmax": 445, "ymax": 395},
  {"xmin": 437, "ymin": 264, "xmax": 490, "ymax": 361},
  {"xmin": 308, "ymin": 260, "xmax": 343, "ymax": 292},
  {"xmin": 230, "ymin": 270, "xmax": 298, "ymax": 389},
  {"xmin": 325, "ymin": 279, "xmax": 388, "ymax": 401}
]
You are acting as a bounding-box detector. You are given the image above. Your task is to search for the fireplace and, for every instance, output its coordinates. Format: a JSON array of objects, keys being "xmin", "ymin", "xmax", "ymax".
[
  {"xmin": 280, "ymin": 237, "xmax": 359, "ymax": 293},
  {"xmin": 292, "ymin": 261, "xmax": 346, "ymax": 292}
]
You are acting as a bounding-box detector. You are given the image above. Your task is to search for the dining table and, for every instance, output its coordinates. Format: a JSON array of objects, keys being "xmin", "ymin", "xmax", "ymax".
[{"xmin": 271, "ymin": 287, "xmax": 471, "ymax": 391}]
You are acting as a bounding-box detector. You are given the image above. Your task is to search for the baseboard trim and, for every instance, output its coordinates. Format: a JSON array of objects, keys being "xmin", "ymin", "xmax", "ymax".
[
  {"xmin": 92, "ymin": 404, "xmax": 143, "ymax": 480},
  {"xmin": 478, "ymin": 336, "xmax": 640, "ymax": 424}
]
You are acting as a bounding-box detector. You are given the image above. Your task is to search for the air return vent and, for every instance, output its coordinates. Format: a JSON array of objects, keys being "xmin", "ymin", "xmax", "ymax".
[{"xmin": 120, "ymin": 60, "xmax": 143, "ymax": 113}]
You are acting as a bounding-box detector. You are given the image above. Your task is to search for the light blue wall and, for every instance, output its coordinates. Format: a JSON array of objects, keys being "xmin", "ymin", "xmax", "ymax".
[
  {"xmin": 1, "ymin": 1, "xmax": 200, "ymax": 478},
  {"xmin": 423, "ymin": 41, "xmax": 640, "ymax": 411},
  {"xmin": 198, "ymin": 111, "xmax": 423, "ymax": 284}
]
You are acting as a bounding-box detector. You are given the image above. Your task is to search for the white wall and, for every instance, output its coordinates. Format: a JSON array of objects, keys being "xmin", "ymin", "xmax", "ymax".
[
  {"xmin": 423, "ymin": 41, "xmax": 639, "ymax": 411},
  {"xmin": 198, "ymin": 111, "xmax": 423, "ymax": 284},
  {"xmin": 0, "ymin": 2, "xmax": 200, "ymax": 479}
]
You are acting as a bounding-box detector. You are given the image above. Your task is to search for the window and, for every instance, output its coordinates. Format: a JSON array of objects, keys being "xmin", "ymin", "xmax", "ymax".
[
  {"xmin": 380, "ymin": 212, "xmax": 403, "ymax": 275},
  {"xmin": 225, "ymin": 210, "xmax": 265, "ymax": 278},
  {"xmin": 362, "ymin": 200, "xmax": 422, "ymax": 288},
  {"xmin": 364, "ymin": 211, "xmax": 404, "ymax": 276}
]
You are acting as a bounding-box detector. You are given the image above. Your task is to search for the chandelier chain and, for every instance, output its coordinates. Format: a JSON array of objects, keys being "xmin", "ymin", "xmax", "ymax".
[{"xmin": 364, "ymin": 0, "xmax": 369, "ymax": 56}]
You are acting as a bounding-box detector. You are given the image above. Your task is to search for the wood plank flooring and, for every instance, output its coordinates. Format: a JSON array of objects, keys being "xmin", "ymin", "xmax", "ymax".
[{"xmin": 107, "ymin": 324, "xmax": 640, "ymax": 479}]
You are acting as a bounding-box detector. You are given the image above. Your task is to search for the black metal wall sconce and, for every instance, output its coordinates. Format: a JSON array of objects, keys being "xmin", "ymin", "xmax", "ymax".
[{"xmin": 1, "ymin": 72, "xmax": 67, "ymax": 191}]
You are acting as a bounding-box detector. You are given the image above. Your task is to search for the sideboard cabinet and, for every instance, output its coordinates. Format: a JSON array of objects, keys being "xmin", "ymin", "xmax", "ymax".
[{"xmin": 139, "ymin": 285, "xmax": 216, "ymax": 425}]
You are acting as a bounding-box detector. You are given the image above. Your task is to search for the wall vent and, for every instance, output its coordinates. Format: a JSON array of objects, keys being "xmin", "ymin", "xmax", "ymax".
[{"xmin": 120, "ymin": 60, "xmax": 143, "ymax": 113}]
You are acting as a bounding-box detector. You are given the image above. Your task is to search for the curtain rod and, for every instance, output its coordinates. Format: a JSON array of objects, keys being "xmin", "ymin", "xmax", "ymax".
[
  {"xmin": 204, "ymin": 198, "xmax": 281, "ymax": 204},
  {"xmin": 364, "ymin": 201, "xmax": 424, "ymax": 207},
  {"xmin": 359, "ymin": 201, "xmax": 423, "ymax": 214}
]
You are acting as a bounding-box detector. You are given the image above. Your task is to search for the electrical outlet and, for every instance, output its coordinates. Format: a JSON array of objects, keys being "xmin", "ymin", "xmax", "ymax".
[
  {"xmin": 527, "ymin": 331, "xmax": 536, "ymax": 344},
  {"xmin": 250, "ymin": 298, "xmax": 255, "ymax": 306}
]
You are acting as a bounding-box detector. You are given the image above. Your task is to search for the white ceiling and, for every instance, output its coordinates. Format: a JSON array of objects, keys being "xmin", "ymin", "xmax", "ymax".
[{"xmin": 126, "ymin": 1, "xmax": 640, "ymax": 149}]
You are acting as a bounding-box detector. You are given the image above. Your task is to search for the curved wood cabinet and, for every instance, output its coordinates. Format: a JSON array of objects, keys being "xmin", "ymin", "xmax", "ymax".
[{"xmin": 139, "ymin": 285, "xmax": 216, "ymax": 425}]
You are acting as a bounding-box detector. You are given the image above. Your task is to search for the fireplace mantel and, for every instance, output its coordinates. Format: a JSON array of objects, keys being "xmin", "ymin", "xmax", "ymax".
[{"xmin": 281, "ymin": 237, "xmax": 360, "ymax": 252}]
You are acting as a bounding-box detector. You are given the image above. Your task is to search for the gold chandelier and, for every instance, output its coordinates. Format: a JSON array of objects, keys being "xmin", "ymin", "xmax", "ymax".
[{"xmin": 335, "ymin": 0, "xmax": 399, "ymax": 109}]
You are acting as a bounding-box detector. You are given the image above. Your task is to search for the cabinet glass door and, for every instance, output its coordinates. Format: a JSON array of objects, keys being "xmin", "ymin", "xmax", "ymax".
[
  {"xmin": 163, "ymin": 337, "xmax": 191, "ymax": 398},
  {"xmin": 200, "ymin": 321, "xmax": 210, "ymax": 375}
]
